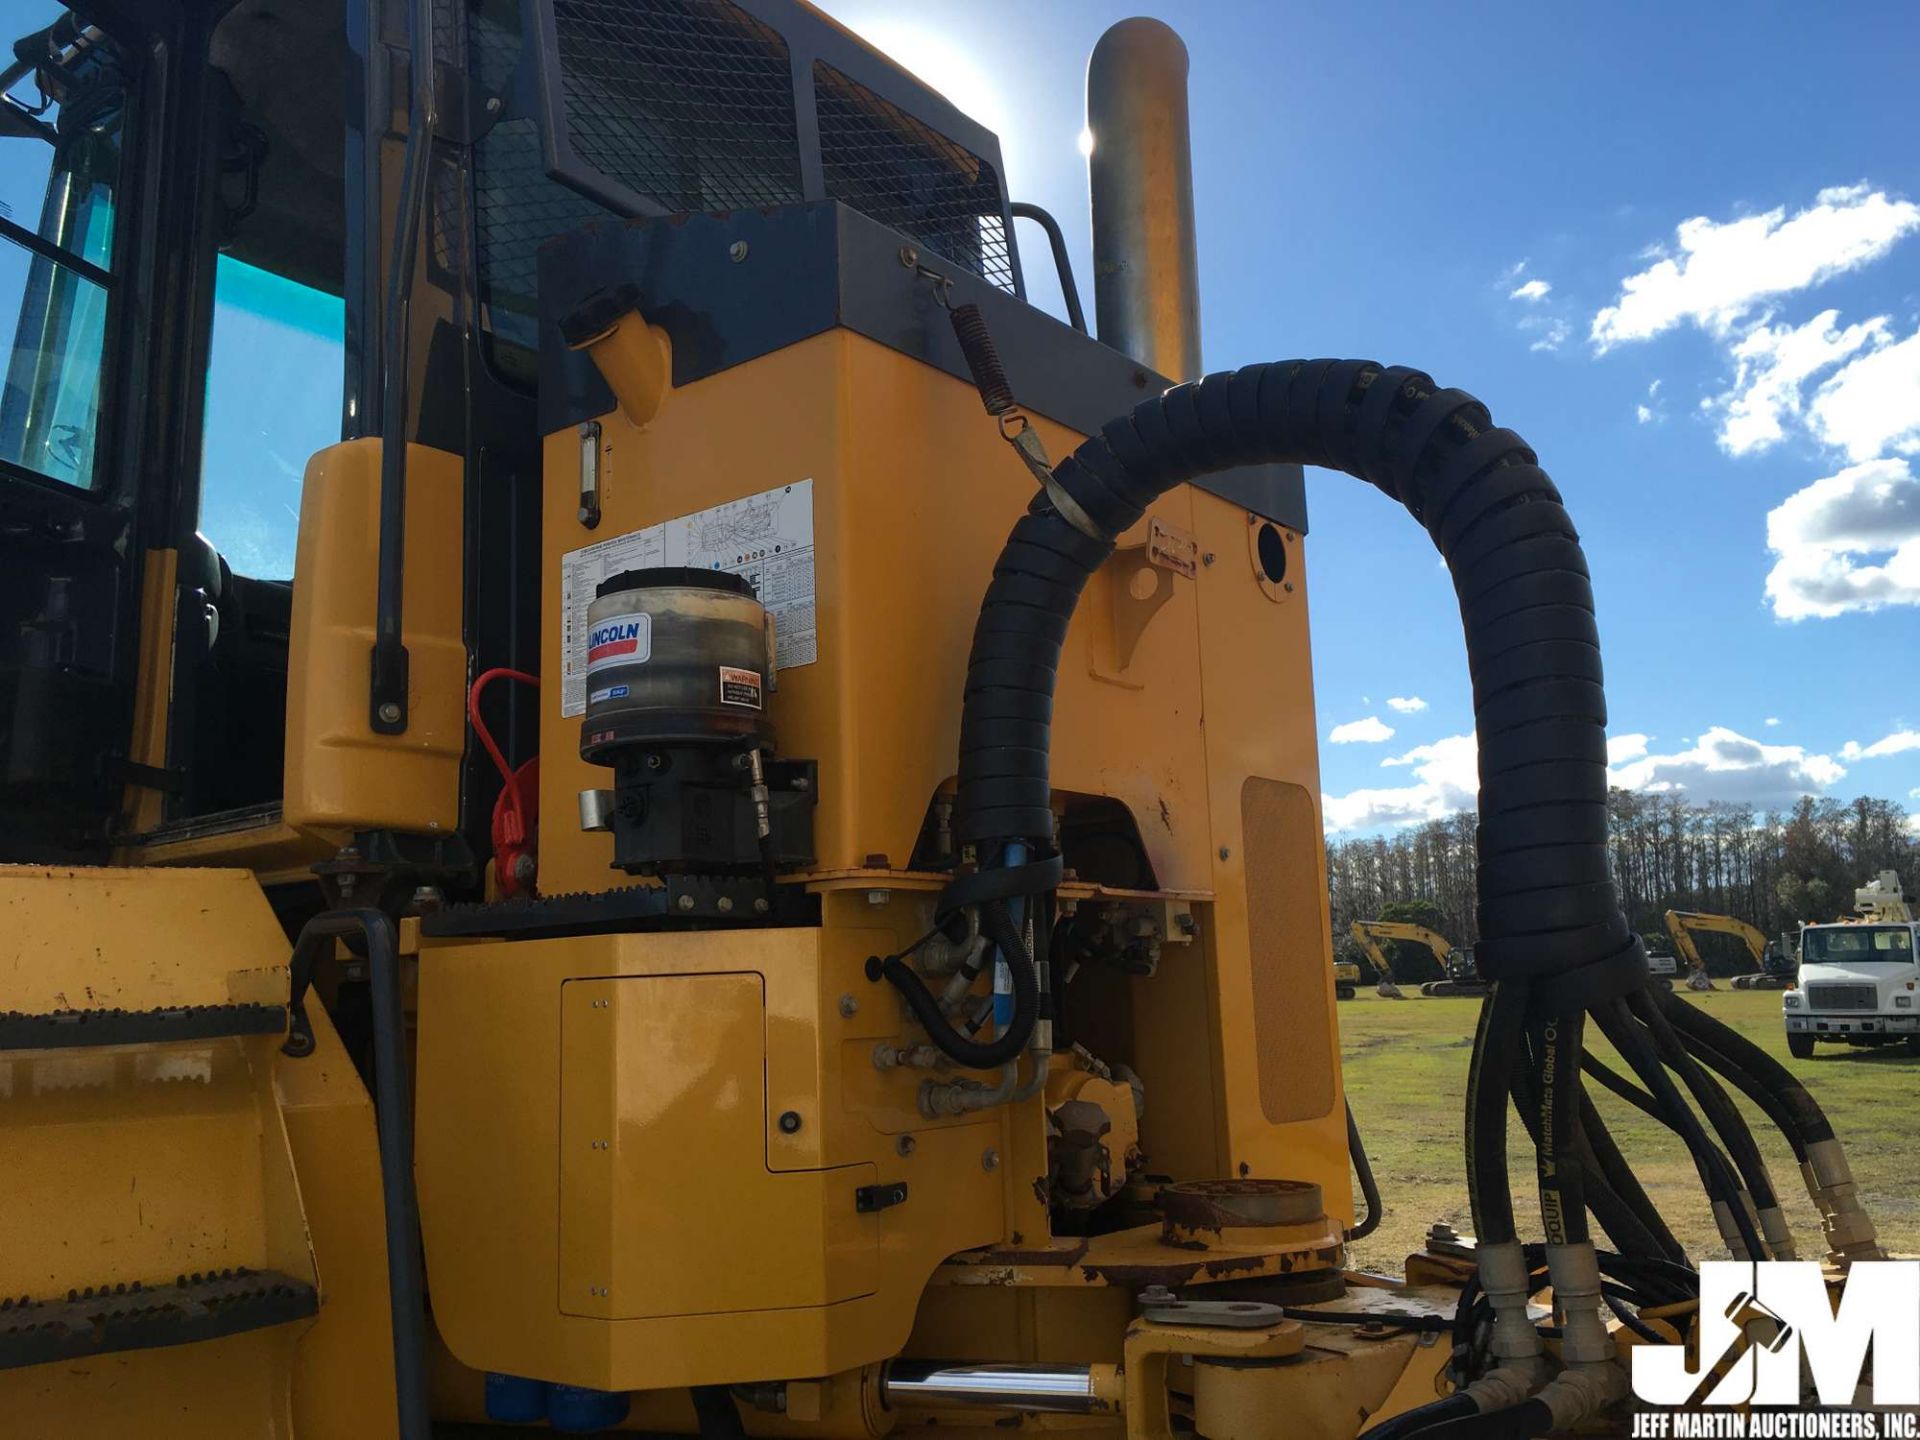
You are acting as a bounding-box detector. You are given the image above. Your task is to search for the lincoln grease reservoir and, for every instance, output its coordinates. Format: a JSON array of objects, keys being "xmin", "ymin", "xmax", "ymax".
[{"xmin": 578, "ymin": 567, "xmax": 813, "ymax": 876}]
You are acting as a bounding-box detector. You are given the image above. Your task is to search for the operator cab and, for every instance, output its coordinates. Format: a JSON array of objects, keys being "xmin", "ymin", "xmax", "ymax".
[{"xmin": 0, "ymin": 0, "xmax": 348, "ymax": 859}]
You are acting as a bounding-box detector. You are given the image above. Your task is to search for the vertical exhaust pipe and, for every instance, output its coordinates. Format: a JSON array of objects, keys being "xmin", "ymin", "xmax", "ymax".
[{"xmin": 1085, "ymin": 17, "xmax": 1202, "ymax": 381}]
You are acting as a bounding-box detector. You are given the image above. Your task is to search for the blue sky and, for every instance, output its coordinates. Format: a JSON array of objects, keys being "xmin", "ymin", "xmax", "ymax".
[{"xmin": 822, "ymin": 0, "xmax": 1920, "ymax": 833}]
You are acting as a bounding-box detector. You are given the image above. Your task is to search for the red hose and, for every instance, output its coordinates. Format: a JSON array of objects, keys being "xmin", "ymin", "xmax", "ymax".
[{"xmin": 468, "ymin": 667, "xmax": 539, "ymax": 895}]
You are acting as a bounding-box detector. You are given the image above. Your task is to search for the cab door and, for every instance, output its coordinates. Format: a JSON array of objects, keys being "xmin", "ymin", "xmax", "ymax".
[{"xmin": 0, "ymin": 8, "xmax": 145, "ymax": 861}]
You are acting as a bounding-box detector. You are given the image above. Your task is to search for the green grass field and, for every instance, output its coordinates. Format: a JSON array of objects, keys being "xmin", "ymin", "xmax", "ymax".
[{"xmin": 1338, "ymin": 985, "xmax": 1920, "ymax": 1270}]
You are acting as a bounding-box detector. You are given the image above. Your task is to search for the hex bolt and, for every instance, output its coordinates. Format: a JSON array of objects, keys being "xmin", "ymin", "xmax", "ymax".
[
  {"xmin": 981, "ymin": 1147, "xmax": 1000, "ymax": 1172},
  {"xmin": 899, "ymin": 244, "xmax": 919, "ymax": 267},
  {"xmin": 377, "ymin": 701, "xmax": 401, "ymax": 725},
  {"xmin": 1283, "ymin": 581, "xmax": 1295, "ymax": 593},
  {"xmin": 778, "ymin": 1110, "xmax": 803, "ymax": 1134},
  {"xmin": 1219, "ymin": 846, "xmax": 1232, "ymax": 861},
  {"xmin": 717, "ymin": 895, "xmax": 734, "ymax": 913},
  {"xmin": 729, "ymin": 240, "xmax": 750, "ymax": 263},
  {"xmin": 839, "ymin": 993, "xmax": 859, "ymax": 1018},
  {"xmin": 897, "ymin": 1135, "xmax": 917, "ymax": 1157},
  {"xmin": 485, "ymin": 95, "xmax": 503, "ymax": 114},
  {"xmin": 1202, "ymin": 552, "xmax": 1215, "ymax": 566},
  {"xmin": 753, "ymin": 897, "xmax": 770, "ymax": 914},
  {"xmin": 676, "ymin": 893, "xmax": 696, "ymax": 912}
]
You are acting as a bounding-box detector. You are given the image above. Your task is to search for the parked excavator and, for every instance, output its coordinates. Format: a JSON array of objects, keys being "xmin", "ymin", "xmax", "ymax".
[
  {"xmin": 1664, "ymin": 910, "xmax": 1796, "ymax": 992},
  {"xmin": 1347, "ymin": 919, "xmax": 1483, "ymax": 999},
  {"xmin": 0, "ymin": 2, "xmax": 1887, "ymax": 1437}
]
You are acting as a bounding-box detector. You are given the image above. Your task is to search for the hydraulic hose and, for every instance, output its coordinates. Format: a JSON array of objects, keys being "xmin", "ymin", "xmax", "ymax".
[
  {"xmin": 1653, "ymin": 988, "xmax": 1833, "ymax": 1151},
  {"xmin": 1347, "ymin": 1099, "xmax": 1385, "ymax": 1242},
  {"xmin": 872, "ymin": 899, "xmax": 1037, "ymax": 1069},
  {"xmin": 950, "ymin": 362, "xmax": 1652, "ymax": 1250},
  {"xmin": 1578, "ymin": 1089, "xmax": 1687, "ymax": 1263},
  {"xmin": 1359, "ymin": 1394, "xmax": 1478, "ymax": 1440},
  {"xmin": 1627, "ymin": 990, "xmax": 1780, "ymax": 1218}
]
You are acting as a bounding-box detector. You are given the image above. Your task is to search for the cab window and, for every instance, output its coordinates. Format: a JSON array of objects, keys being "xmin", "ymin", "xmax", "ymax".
[{"xmin": 0, "ymin": 6, "xmax": 125, "ymax": 491}]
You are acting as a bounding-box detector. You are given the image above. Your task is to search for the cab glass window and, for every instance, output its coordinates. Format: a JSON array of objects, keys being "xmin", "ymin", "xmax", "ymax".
[
  {"xmin": 0, "ymin": 5, "xmax": 125, "ymax": 491},
  {"xmin": 198, "ymin": 254, "xmax": 344, "ymax": 579}
]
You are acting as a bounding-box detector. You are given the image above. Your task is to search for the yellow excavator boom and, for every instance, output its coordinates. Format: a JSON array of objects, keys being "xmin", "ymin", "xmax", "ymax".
[
  {"xmin": 1347, "ymin": 920, "xmax": 1453, "ymax": 978},
  {"xmin": 1663, "ymin": 909, "xmax": 1769, "ymax": 974}
]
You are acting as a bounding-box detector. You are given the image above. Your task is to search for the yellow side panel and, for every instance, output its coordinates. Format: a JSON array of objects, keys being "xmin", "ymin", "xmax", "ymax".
[
  {"xmin": 1189, "ymin": 502, "xmax": 1351, "ymax": 1222},
  {"xmin": 537, "ymin": 331, "xmax": 1210, "ymax": 896},
  {"xmin": 558, "ymin": 974, "xmax": 876, "ymax": 1320},
  {"xmin": 278, "ymin": 1001, "xmax": 399, "ymax": 1440},
  {"xmin": 284, "ymin": 438, "xmax": 465, "ymax": 835},
  {"xmin": 416, "ymin": 923, "xmax": 1003, "ymax": 1393},
  {"xmin": 1241, "ymin": 777, "xmax": 1336, "ymax": 1124}
]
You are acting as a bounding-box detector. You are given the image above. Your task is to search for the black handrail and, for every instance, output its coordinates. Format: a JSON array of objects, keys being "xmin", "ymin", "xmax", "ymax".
[{"xmin": 284, "ymin": 908, "xmax": 431, "ymax": 1440}]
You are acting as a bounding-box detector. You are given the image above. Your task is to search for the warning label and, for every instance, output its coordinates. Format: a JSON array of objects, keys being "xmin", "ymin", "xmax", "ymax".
[
  {"xmin": 718, "ymin": 666, "xmax": 763, "ymax": 710},
  {"xmin": 559, "ymin": 479, "xmax": 816, "ymax": 717}
]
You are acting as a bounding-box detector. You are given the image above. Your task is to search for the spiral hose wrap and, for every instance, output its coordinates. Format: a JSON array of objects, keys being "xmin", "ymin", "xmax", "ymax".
[{"xmin": 954, "ymin": 360, "xmax": 1646, "ymax": 1008}]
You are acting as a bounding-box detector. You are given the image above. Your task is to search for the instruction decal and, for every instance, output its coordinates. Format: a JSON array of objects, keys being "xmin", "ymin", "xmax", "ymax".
[{"xmin": 560, "ymin": 479, "xmax": 816, "ymax": 717}]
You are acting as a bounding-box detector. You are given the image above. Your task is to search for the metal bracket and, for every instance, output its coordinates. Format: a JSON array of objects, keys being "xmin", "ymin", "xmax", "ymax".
[
  {"xmin": 855, "ymin": 1181, "xmax": 909, "ymax": 1214},
  {"xmin": 1104, "ymin": 517, "xmax": 1196, "ymax": 675}
]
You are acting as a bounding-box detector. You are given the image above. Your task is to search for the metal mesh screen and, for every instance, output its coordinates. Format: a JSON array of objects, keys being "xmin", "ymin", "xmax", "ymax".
[
  {"xmin": 552, "ymin": 0, "xmax": 803, "ymax": 213},
  {"xmin": 812, "ymin": 61, "xmax": 1014, "ymax": 292}
]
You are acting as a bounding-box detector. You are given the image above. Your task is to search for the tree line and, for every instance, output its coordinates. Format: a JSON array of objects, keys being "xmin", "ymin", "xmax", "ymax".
[{"xmin": 1328, "ymin": 793, "xmax": 1917, "ymax": 978}]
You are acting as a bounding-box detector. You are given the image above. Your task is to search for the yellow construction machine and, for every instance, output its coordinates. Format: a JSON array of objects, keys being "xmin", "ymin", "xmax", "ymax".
[
  {"xmin": 1348, "ymin": 920, "xmax": 1481, "ymax": 998},
  {"xmin": 0, "ymin": 2, "xmax": 1888, "ymax": 1437},
  {"xmin": 1664, "ymin": 910, "xmax": 1795, "ymax": 992}
]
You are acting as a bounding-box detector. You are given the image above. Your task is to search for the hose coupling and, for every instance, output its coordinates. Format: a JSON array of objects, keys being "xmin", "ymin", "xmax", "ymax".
[
  {"xmin": 1476, "ymin": 1240, "xmax": 1544, "ymax": 1363},
  {"xmin": 1543, "ymin": 1243, "xmax": 1615, "ymax": 1370}
]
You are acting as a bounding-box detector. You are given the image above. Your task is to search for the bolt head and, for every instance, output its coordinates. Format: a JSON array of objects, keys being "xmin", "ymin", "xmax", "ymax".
[
  {"xmin": 981, "ymin": 1147, "xmax": 1000, "ymax": 1172},
  {"xmin": 899, "ymin": 244, "xmax": 919, "ymax": 267},
  {"xmin": 729, "ymin": 240, "xmax": 749, "ymax": 262},
  {"xmin": 1219, "ymin": 846, "xmax": 1232, "ymax": 861},
  {"xmin": 676, "ymin": 893, "xmax": 696, "ymax": 911},
  {"xmin": 486, "ymin": 95, "xmax": 503, "ymax": 113},
  {"xmin": 839, "ymin": 993, "xmax": 859, "ymax": 1018},
  {"xmin": 897, "ymin": 1135, "xmax": 917, "ymax": 1157},
  {"xmin": 716, "ymin": 895, "xmax": 734, "ymax": 913},
  {"xmin": 1202, "ymin": 551, "xmax": 1215, "ymax": 566},
  {"xmin": 778, "ymin": 1110, "xmax": 802, "ymax": 1134},
  {"xmin": 754, "ymin": 897, "xmax": 770, "ymax": 913},
  {"xmin": 377, "ymin": 701, "xmax": 402, "ymax": 724}
]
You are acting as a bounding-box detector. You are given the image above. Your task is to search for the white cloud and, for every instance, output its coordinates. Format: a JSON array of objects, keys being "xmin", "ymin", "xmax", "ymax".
[
  {"xmin": 1608, "ymin": 733, "xmax": 1651, "ymax": 764},
  {"xmin": 1635, "ymin": 404, "xmax": 1654, "ymax": 424},
  {"xmin": 1591, "ymin": 185, "xmax": 1920, "ymax": 350},
  {"xmin": 1529, "ymin": 318, "xmax": 1571, "ymax": 353},
  {"xmin": 1323, "ymin": 723, "xmax": 1850, "ymax": 835},
  {"xmin": 1608, "ymin": 726, "xmax": 1845, "ymax": 807},
  {"xmin": 1764, "ymin": 457, "xmax": 1920, "ymax": 618},
  {"xmin": 1765, "ymin": 717, "xmax": 1781, "ymax": 727},
  {"xmin": 1386, "ymin": 696, "xmax": 1428, "ymax": 714},
  {"xmin": 1328, "ymin": 715, "xmax": 1395, "ymax": 744},
  {"xmin": 1809, "ymin": 327, "xmax": 1920, "ymax": 462},
  {"xmin": 1322, "ymin": 734, "xmax": 1478, "ymax": 834},
  {"xmin": 1713, "ymin": 310, "xmax": 1889, "ymax": 456},
  {"xmin": 1511, "ymin": 278, "xmax": 1552, "ymax": 302},
  {"xmin": 1841, "ymin": 730, "xmax": 1920, "ymax": 762}
]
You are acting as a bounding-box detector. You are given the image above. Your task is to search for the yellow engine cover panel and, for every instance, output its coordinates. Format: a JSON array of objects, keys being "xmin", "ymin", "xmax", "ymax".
[
  {"xmin": 557, "ymin": 973, "xmax": 877, "ymax": 1320},
  {"xmin": 416, "ymin": 920, "xmax": 1003, "ymax": 1393}
]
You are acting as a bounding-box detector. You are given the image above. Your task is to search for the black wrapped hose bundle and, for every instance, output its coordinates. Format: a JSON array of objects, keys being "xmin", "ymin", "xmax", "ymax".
[
  {"xmin": 922, "ymin": 359, "xmax": 1879, "ymax": 1432},
  {"xmin": 950, "ymin": 360, "xmax": 1637, "ymax": 1249}
]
